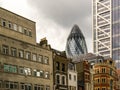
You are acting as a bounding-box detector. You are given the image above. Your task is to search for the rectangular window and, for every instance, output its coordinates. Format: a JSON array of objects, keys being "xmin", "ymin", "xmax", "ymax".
[
  {"xmin": 13, "ymin": 24, "xmax": 17, "ymax": 31},
  {"xmin": 40, "ymin": 70, "xmax": 44, "ymax": 77},
  {"xmin": 28, "ymin": 30, "xmax": 32, "ymax": 37},
  {"xmin": 4, "ymin": 64, "xmax": 17, "ymax": 73},
  {"xmin": 5, "ymin": 81, "xmax": 18, "ymax": 89},
  {"xmin": 45, "ymin": 72, "xmax": 49, "ymax": 79},
  {"xmin": 24, "ymin": 28, "xmax": 27, "ymax": 35},
  {"xmin": 62, "ymin": 76, "xmax": 65, "ymax": 85},
  {"xmin": 2, "ymin": 45, "xmax": 9, "ymax": 55},
  {"xmin": 1, "ymin": 19, "xmax": 6, "ymax": 27},
  {"xmin": 8, "ymin": 21, "xmax": 12, "ymax": 29},
  {"xmin": 62, "ymin": 63, "xmax": 65, "ymax": 72},
  {"xmin": 0, "ymin": 80, "xmax": 2, "ymax": 88},
  {"xmin": 26, "ymin": 52, "xmax": 31, "ymax": 60},
  {"xmin": 24, "ymin": 68, "xmax": 31, "ymax": 75},
  {"xmin": 11, "ymin": 47, "xmax": 17, "ymax": 57},
  {"xmin": 32, "ymin": 54, "xmax": 37, "ymax": 61},
  {"xmin": 18, "ymin": 26, "xmax": 23, "ymax": 33},
  {"xmin": 19, "ymin": 67, "xmax": 24, "ymax": 74},
  {"xmin": 44, "ymin": 56, "xmax": 49, "ymax": 64},
  {"xmin": 56, "ymin": 62, "xmax": 60, "ymax": 70},
  {"xmin": 74, "ymin": 75, "xmax": 76, "ymax": 81},
  {"xmin": 102, "ymin": 68, "xmax": 106, "ymax": 73},
  {"xmin": 56, "ymin": 75, "xmax": 60, "ymax": 84},
  {"xmin": 38, "ymin": 55, "xmax": 43, "ymax": 63},
  {"xmin": 18, "ymin": 50, "xmax": 24, "ymax": 58},
  {"xmin": 69, "ymin": 74, "xmax": 71, "ymax": 80},
  {"xmin": 46, "ymin": 86, "xmax": 50, "ymax": 90}
]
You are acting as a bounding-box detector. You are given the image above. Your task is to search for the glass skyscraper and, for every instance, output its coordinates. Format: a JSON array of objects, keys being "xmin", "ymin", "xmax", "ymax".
[
  {"xmin": 93, "ymin": 0, "xmax": 120, "ymax": 68},
  {"xmin": 65, "ymin": 25, "xmax": 88, "ymax": 59}
]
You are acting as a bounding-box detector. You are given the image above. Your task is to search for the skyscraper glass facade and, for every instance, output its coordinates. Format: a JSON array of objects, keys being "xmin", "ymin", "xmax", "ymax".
[
  {"xmin": 93, "ymin": 0, "xmax": 120, "ymax": 68},
  {"xmin": 66, "ymin": 25, "xmax": 88, "ymax": 59}
]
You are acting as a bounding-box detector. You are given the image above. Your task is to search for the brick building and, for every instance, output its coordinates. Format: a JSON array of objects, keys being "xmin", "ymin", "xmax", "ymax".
[{"xmin": 93, "ymin": 59, "xmax": 117, "ymax": 90}]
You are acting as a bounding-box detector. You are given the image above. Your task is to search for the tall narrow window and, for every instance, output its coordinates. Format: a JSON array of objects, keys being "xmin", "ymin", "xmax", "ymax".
[
  {"xmin": 11, "ymin": 48, "xmax": 17, "ymax": 57},
  {"xmin": 56, "ymin": 62, "xmax": 60, "ymax": 70},
  {"xmin": 69, "ymin": 74, "xmax": 71, "ymax": 80},
  {"xmin": 26, "ymin": 52, "xmax": 31, "ymax": 60},
  {"xmin": 8, "ymin": 21, "xmax": 12, "ymax": 29},
  {"xmin": 44, "ymin": 56, "xmax": 49, "ymax": 64},
  {"xmin": 62, "ymin": 76, "xmax": 65, "ymax": 85},
  {"xmin": 18, "ymin": 50, "xmax": 24, "ymax": 58},
  {"xmin": 62, "ymin": 63, "xmax": 65, "ymax": 71},
  {"xmin": 13, "ymin": 24, "xmax": 17, "ymax": 31},
  {"xmin": 2, "ymin": 45, "xmax": 9, "ymax": 55},
  {"xmin": 40, "ymin": 70, "xmax": 44, "ymax": 77},
  {"xmin": 56, "ymin": 75, "xmax": 60, "ymax": 84},
  {"xmin": 38, "ymin": 55, "xmax": 42, "ymax": 63},
  {"xmin": 74, "ymin": 75, "xmax": 76, "ymax": 81},
  {"xmin": 32, "ymin": 54, "xmax": 37, "ymax": 61},
  {"xmin": 45, "ymin": 72, "xmax": 49, "ymax": 79},
  {"xmin": 18, "ymin": 26, "xmax": 23, "ymax": 33},
  {"xmin": 1, "ymin": 19, "xmax": 6, "ymax": 27}
]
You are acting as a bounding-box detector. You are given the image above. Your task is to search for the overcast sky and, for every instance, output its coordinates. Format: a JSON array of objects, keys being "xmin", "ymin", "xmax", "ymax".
[{"xmin": 0, "ymin": 0, "xmax": 92, "ymax": 52}]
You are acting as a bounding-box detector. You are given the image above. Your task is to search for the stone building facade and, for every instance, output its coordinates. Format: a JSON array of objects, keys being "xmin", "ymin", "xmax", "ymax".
[
  {"xmin": 68, "ymin": 62, "xmax": 77, "ymax": 90},
  {"xmin": 0, "ymin": 7, "xmax": 53, "ymax": 90}
]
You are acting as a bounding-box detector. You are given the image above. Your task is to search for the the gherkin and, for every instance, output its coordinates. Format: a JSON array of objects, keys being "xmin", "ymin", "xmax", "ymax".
[{"xmin": 65, "ymin": 25, "xmax": 88, "ymax": 59}]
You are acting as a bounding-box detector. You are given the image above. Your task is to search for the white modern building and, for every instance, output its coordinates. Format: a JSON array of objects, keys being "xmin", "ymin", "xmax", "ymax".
[
  {"xmin": 92, "ymin": 0, "xmax": 120, "ymax": 68},
  {"xmin": 68, "ymin": 62, "xmax": 77, "ymax": 90}
]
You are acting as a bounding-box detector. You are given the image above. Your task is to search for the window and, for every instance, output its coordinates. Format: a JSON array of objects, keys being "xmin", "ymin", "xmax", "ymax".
[
  {"xmin": 56, "ymin": 75, "xmax": 60, "ymax": 84},
  {"xmin": 24, "ymin": 68, "xmax": 31, "ymax": 75},
  {"xmin": 45, "ymin": 72, "xmax": 49, "ymax": 79},
  {"xmin": 98, "ymin": 79, "xmax": 100, "ymax": 83},
  {"xmin": 46, "ymin": 86, "xmax": 50, "ymax": 90},
  {"xmin": 24, "ymin": 28, "xmax": 27, "ymax": 35},
  {"xmin": 33, "ymin": 69, "xmax": 37, "ymax": 76},
  {"xmin": 11, "ymin": 48, "xmax": 17, "ymax": 57},
  {"xmin": 18, "ymin": 50, "xmax": 24, "ymax": 58},
  {"xmin": 56, "ymin": 62, "xmax": 60, "ymax": 70},
  {"xmin": 34, "ymin": 85, "xmax": 44, "ymax": 90},
  {"xmin": 0, "ymin": 81, "xmax": 2, "ymax": 88},
  {"xmin": 69, "ymin": 74, "xmax": 71, "ymax": 80},
  {"xmin": 1, "ymin": 19, "xmax": 6, "ymax": 27},
  {"xmin": 20, "ymin": 83, "xmax": 32, "ymax": 90},
  {"xmin": 4, "ymin": 64, "xmax": 17, "ymax": 73},
  {"xmin": 40, "ymin": 70, "xmax": 44, "ymax": 77},
  {"xmin": 13, "ymin": 24, "xmax": 17, "ymax": 31},
  {"xmin": 38, "ymin": 55, "xmax": 43, "ymax": 63},
  {"xmin": 26, "ymin": 52, "xmax": 31, "ymax": 60},
  {"xmin": 8, "ymin": 21, "xmax": 12, "ymax": 29},
  {"xmin": 28, "ymin": 30, "xmax": 32, "ymax": 37},
  {"xmin": 32, "ymin": 54, "xmax": 37, "ymax": 61},
  {"xmin": 62, "ymin": 76, "xmax": 65, "ymax": 85},
  {"xmin": 102, "ymin": 78, "xmax": 106, "ymax": 83},
  {"xmin": 44, "ymin": 56, "xmax": 49, "ymax": 64},
  {"xmin": 102, "ymin": 68, "xmax": 106, "ymax": 73},
  {"xmin": 19, "ymin": 67, "xmax": 24, "ymax": 74},
  {"xmin": 18, "ymin": 26, "xmax": 23, "ymax": 33},
  {"xmin": 5, "ymin": 81, "xmax": 18, "ymax": 89},
  {"xmin": 2, "ymin": 45, "xmax": 9, "ymax": 55},
  {"xmin": 74, "ymin": 75, "xmax": 76, "ymax": 81},
  {"xmin": 62, "ymin": 63, "xmax": 65, "ymax": 71}
]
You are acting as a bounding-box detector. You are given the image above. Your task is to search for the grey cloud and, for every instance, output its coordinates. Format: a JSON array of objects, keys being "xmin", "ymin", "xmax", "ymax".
[
  {"xmin": 27, "ymin": 0, "xmax": 92, "ymax": 51},
  {"xmin": 27, "ymin": 0, "xmax": 91, "ymax": 28}
]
